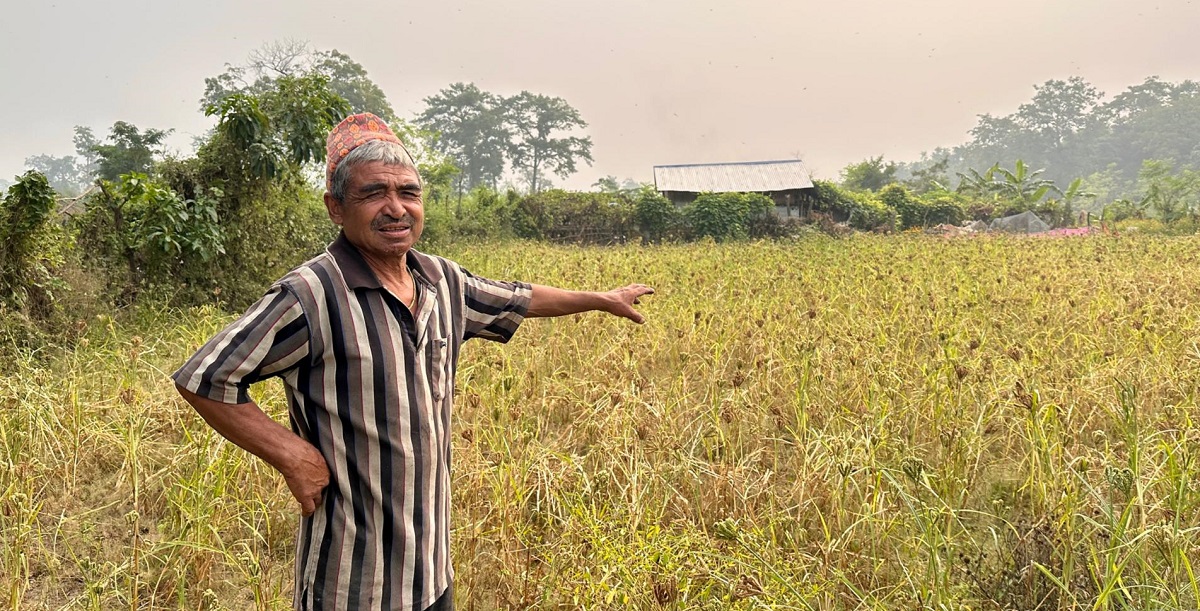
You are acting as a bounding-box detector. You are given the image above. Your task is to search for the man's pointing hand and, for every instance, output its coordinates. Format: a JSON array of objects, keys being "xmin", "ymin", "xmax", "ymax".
[{"xmin": 606, "ymin": 284, "xmax": 655, "ymax": 324}]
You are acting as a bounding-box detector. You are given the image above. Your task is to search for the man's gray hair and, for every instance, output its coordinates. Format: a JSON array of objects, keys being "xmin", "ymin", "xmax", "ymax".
[{"xmin": 328, "ymin": 140, "xmax": 420, "ymax": 201}]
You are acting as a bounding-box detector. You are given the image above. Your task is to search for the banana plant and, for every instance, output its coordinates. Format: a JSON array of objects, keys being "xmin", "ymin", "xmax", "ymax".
[
  {"xmin": 955, "ymin": 163, "xmax": 1000, "ymax": 196},
  {"xmin": 992, "ymin": 159, "xmax": 1059, "ymax": 203}
]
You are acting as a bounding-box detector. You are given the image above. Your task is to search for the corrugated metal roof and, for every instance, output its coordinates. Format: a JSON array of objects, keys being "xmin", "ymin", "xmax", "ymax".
[{"xmin": 653, "ymin": 159, "xmax": 814, "ymax": 193}]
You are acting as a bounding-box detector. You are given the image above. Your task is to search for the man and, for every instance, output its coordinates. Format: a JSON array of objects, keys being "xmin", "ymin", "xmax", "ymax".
[{"xmin": 173, "ymin": 113, "xmax": 653, "ymax": 610}]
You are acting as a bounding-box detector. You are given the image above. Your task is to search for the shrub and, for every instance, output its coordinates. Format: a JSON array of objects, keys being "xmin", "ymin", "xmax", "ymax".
[
  {"xmin": 510, "ymin": 190, "xmax": 635, "ymax": 244},
  {"xmin": 684, "ymin": 192, "xmax": 774, "ymax": 242},
  {"xmin": 0, "ymin": 171, "xmax": 62, "ymax": 317},
  {"xmin": 879, "ymin": 184, "xmax": 966, "ymax": 229},
  {"xmin": 633, "ymin": 186, "xmax": 677, "ymax": 242}
]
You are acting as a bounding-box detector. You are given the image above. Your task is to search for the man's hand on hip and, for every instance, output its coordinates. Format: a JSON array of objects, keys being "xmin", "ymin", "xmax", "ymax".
[
  {"xmin": 281, "ymin": 441, "xmax": 331, "ymax": 517},
  {"xmin": 175, "ymin": 385, "xmax": 333, "ymax": 518}
]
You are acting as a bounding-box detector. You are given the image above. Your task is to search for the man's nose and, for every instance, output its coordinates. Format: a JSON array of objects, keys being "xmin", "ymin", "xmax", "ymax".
[{"xmin": 381, "ymin": 190, "xmax": 408, "ymax": 215}]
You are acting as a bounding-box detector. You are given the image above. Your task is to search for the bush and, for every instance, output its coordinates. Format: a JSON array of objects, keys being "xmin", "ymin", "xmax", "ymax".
[
  {"xmin": 633, "ymin": 186, "xmax": 677, "ymax": 242},
  {"xmin": 879, "ymin": 184, "xmax": 967, "ymax": 229},
  {"xmin": 0, "ymin": 171, "xmax": 63, "ymax": 318},
  {"xmin": 420, "ymin": 186, "xmax": 517, "ymax": 248},
  {"xmin": 844, "ymin": 190, "xmax": 897, "ymax": 231},
  {"xmin": 510, "ymin": 190, "xmax": 635, "ymax": 244},
  {"xmin": 74, "ymin": 172, "xmax": 233, "ymax": 306},
  {"xmin": 684, "ymin": 192, "xmax": 774, "ymax": 242}
]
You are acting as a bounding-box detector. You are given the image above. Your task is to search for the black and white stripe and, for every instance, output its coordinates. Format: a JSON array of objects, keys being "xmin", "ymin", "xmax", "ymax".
[{"xmin": 174, "ymin": 233, "xmax": 531, "ymax": 610}]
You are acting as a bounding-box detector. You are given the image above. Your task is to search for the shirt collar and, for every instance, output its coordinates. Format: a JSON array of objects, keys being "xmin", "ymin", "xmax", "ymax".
[{"xmin": 327, "ymin": 231, "xmax": 444, "ymax": 290}]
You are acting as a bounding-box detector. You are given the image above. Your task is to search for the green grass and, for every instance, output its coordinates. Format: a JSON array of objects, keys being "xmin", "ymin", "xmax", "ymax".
[{"xmin": 3, "ymin": 234, "xmax": 1199, "ymax": 609}]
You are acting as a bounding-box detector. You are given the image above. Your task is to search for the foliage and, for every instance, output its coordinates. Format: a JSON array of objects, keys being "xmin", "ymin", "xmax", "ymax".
[
  {"xmin": 879, "ymin": 184, "xmax": 965, "ymax": 229},
  {"xmin": 806, "ymin": 180, "xmax": 896, "ymax": 230},
  {"xmin": 201, "ymin": 40, "xmax": 397, "ymax": 122},
  {"xmin": 507, "ymin": 189, "xmax": 635, "ymax": 243},
  {"xmin": 74, "ymin": 173, "xmax": 226, "ymax": 303},
  {"xmin": 206, "ymin": 73, "xmax": 350, "ymax": 179},
  {"xmin": 503, "ymin": 91, "xmax": 594, "ymax": 194},
  {"xmin": 901, "ymin": 75, "xmax": 1200, "ymax": 200},
  {"xmin": 73, "ymin": 126, "xmax": 101, "ymax": 180},
  {"xmin": 1137, "ymin": 159, "xmax": 1200, "ymax": 224},
  {"xmin": 904, "ymin": 157, "xmax": 950, "ymax": 194},
  {"xmin": 87, "ymin": 121, "xmax": 171, "ymax": 182},
  {"xmin": 632, "ymin": 186, "xmax": 677, "ymax": 242},
  {"xmin": 0, "ymin": 171, "xmax": 59, "ymax": 315},
  {"xmin": 956, "ymin": 159, "xmax": 1059, "ymax": 204},
  {"xmin": 841, "ymin": 155, "xmax": 897, "ymax": 191},
  {"xmin": 23, "ymin": 154, "xmax": 86, "ymax": 196},
  {"xmin": 416, "ymin": 83, "xmax": 508, "ymax": 195},
  {"xmin": 419, "ymin": 186, "xmax": 518, "ymax": 248},
  {"xmin": 592, "ymin": 175, "xmax": 641, "ymax": 196},
  {"xmin": 684, "ymin": 192, "xmax": 774, "ymax": 241}
]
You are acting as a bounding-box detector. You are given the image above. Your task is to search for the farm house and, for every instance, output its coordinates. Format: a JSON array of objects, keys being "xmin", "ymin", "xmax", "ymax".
[{"xmin": 652, "ymin": 159, "xmax": 816, "ymax": 218}]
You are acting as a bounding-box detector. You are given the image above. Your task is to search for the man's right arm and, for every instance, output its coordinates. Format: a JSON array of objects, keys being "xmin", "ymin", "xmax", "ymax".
[{"xmin": 176, "ymin": 385, "xmax": 330, "ymax": 516}]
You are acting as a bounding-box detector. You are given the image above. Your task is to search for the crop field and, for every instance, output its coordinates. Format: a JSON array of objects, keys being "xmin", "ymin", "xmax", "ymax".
[{"xmin": 2, "ymin": 234, "xmax": 1199, "ymax": 610}]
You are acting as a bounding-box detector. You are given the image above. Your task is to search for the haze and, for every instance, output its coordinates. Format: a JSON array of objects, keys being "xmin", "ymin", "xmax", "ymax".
[{"xmin": 3, "ymin": 0, "xmax": 1198, "ymax": 188}]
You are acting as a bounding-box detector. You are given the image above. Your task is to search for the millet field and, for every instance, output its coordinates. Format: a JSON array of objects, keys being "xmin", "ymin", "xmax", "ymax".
[{"xmin": 2, "ymin": 234, "xmax": 1199, "ymax": 610}]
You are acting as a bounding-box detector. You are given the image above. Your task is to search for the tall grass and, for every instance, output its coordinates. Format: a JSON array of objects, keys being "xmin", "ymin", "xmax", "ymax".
[{"xmin": 2, "ymin": 234, "xmax": 1198, "ymax": 609}]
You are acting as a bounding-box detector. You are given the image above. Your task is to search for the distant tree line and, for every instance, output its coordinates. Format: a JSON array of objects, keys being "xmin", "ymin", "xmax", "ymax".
[{"xmin": 838, "ymin": 76, "xmax": 1200, "ymax": 230}]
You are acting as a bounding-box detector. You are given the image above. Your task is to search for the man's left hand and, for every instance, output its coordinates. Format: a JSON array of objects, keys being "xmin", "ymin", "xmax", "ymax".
[{"xmin": 606, "ymin": 284, "xmax": 655, "ymax": 324}]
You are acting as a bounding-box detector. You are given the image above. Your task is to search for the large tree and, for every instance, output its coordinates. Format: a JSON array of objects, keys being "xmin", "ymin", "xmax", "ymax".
[
  {"xmin": 23, "ymin": 154, "xmax": 85, "ymax": 195},
  {"xmin": 840, "ymin": 155, "xmax": 897, "ymax": 191},
  {"xmin": 88, "ymin": 121, "xmax": 171, "ymax": 181},
  {"xmin": 201, "ymin": 40, "xmax": 396, "ymax": 122},
  {"xmin": 502, "ymin": 91, "xmax": 593, "ymax": 194},
  {"xmin": 415, "ymin": 83, "xmax": 507, "ymax": 196}
]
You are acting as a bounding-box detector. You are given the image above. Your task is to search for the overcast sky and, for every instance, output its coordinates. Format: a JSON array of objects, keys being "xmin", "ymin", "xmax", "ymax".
[{"xmin": 2, "ymin": 0, "xmax": 1198, "ymax": 189}]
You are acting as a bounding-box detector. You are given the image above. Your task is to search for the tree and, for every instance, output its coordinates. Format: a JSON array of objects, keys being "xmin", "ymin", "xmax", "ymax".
[
  {"xmin": 904, "ymin": 157, "xmax": 950, "ymax": 193},
  {"xmin": 312, "ymin": 50, "xmax": 397, "ymax": 122},
  {"xmin": 1015, "ymin": 77, "xmax": 1105, "ymax": 148},
  {"xmin": 593, "ymin": 175, "xmax": 641, "ymax": 195},
  {"xmin": 840, "ymin": 155, "xmax": 897, "ymax": 191},
  {"xmin": 205, "ymin": 73, "xmax": 350, "ymax": 179},
  {"xmin": 1137, "ymin": 159, "xmax": 1200, "ymax": 223},
  {"xmin": 201, "ymin": 40, "xmax": 396, "ymax": 121},
  {"xmin": 991, "ymin": 159, "xmax": 1059, "ymax": 204},
  {"xmin": 24, "ymin": 154, "xmax": 85, "ymax": 195},
  {"xmin": 416, "ymin": 83, "xmax": 508, "ymax": 196},
  {"xmin": 503, "ymin": 91, "xmax": 593, "ymax": 194},
  {"xmin": 390, "ymin": 119, "xmax": 461, "ymax": 207},
  {"xmin": 89, "ymin": 121, "xmax": 171, "ymax": 181},
  {"xmin": 956, "ymin": 160, "xmax": 1059, "ymax": 204},
  {"xmin": 73, "ymin": 126, "xmax": 101, "ymax": 180}
]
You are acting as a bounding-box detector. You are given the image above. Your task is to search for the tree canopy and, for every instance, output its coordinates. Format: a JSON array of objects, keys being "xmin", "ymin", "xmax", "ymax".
[
  {"xmin": 416, "ymin": 83, "xmax": 508, "ymax": 195},
  {"xmin": 503, "ymin": 91, "xmax": 593, "ymax": 194},
  {"xmin": 201, "ymin": 40, "xmax": 396, "ymax": 122},
  {"xmin": 900, "ymin": 75, "xmax": 1200, "ymax": 200}
]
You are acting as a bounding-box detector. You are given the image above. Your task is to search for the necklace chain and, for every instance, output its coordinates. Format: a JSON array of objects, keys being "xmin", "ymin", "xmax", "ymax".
[{"xmin": 405, "ymin": 269, "xmax": 418, "ymax": 310}]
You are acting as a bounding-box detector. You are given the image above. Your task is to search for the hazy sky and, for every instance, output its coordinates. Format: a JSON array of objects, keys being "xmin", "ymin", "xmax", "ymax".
[{"xmin": 3, "ymin": 0, "xmax": 1199, "ymax": 188}]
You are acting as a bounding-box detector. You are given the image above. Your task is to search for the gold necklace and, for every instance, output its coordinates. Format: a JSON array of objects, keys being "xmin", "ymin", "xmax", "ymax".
[{"xmin": 405, "ymin": 270, "xmax": 419, "ymax": 310}]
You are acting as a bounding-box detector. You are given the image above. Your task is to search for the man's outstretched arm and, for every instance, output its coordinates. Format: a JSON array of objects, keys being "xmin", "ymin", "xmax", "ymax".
[
  {"xmin": 176, "ymin": 385, "xmax": 330, "ymax": 516},
  {"xmin": 527, "ymin": 283, "xmax": 654, "ymax": 323}
]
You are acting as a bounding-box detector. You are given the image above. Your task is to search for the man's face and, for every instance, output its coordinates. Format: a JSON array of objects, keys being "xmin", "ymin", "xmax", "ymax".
[{"xmin": 325, "ymin": 161, "xmax": 424, "ymax": 260}]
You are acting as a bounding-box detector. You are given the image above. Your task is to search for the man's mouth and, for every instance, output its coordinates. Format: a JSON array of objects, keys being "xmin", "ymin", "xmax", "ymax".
[{"xmin": 376, "ymin": 221, "xmax": 413, "ymax": 236}]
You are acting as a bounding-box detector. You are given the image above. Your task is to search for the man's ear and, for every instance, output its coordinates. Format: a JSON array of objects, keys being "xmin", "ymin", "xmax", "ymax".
[{"xmin": 323, "ymin": 192, "xmax": 343, "ymax": 225}]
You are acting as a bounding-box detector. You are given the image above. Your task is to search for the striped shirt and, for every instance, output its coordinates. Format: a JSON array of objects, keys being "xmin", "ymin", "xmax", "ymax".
[{"xmin": 173, "ymin": 233, "xmax": 532, "ymax": 611}]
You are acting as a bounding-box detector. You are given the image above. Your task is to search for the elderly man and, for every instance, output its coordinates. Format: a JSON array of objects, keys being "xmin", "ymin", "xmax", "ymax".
[{"xmin": 173, "ymin": 113, "xmax": 652, "ymax": 611}]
